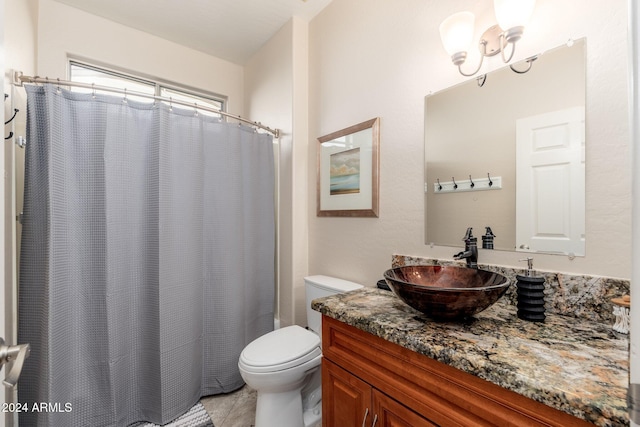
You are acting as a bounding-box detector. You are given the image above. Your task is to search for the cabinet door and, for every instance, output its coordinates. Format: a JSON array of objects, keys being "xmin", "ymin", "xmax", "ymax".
[
  {"xmin": 373, "ymin": 390, "xmax": 437, "ymax": 427},
  {"xmin": 323, "ymin": 359, "xmax": 372, "ymax": 427}
]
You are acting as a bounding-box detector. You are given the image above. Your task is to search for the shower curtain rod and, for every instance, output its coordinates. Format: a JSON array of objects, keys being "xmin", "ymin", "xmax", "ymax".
[{"xmin": 13, "ymin": 72, "xmax": 281, "ymax": 138}]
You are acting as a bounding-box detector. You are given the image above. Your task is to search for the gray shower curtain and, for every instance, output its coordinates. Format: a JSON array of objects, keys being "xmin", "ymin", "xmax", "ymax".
[{"xmin": 18, "ymin": 85, "xmax": 275, "ymax": 426}]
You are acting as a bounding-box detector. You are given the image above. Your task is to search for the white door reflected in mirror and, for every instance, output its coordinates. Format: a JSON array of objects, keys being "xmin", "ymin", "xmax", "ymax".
[{"xmin": 515, "ymin": 107, "xmax": 585, "ymax": 255}]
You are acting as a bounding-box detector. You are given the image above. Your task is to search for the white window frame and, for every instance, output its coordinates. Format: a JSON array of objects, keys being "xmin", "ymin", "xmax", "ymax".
[{"xmin": 68, "ymin": 59, "xmax": 227, "ymax": 115}]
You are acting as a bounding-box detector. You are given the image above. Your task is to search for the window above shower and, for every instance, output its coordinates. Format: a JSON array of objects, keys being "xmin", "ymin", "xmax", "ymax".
[{"xmin": 68, "ymin": 60, "xmax": 227, "ymax": 117}]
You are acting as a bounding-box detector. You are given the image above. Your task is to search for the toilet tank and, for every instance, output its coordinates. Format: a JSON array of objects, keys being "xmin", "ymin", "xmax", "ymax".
[{"xmin": 305, "ymin": 275, "xmax": 364, "ymax": 335}]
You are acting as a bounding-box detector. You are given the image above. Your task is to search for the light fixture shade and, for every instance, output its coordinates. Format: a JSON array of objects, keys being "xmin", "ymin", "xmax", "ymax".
[
  {"xmin": 493, "ymin": 0, "xmax": 535, "ymax": 31},
  {"xmin": 439, "ymin": 11, "xmax": 475, "ymax": 56}
]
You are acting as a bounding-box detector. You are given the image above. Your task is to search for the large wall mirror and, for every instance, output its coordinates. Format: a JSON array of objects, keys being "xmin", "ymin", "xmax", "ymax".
[{"xmin": 424, "ymin": 38, "xmax": 586, "ymax": 256}]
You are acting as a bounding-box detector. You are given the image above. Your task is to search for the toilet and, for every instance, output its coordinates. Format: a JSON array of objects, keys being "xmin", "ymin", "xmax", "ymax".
[{"xmin": 238, "ymin": 275, "xmax": 364, "ymax": 427}]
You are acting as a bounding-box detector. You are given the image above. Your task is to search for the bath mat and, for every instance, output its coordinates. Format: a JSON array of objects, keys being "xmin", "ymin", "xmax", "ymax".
[{"xmin": 133, "ymin": 402, "xmax": 214, "ymax": 427}]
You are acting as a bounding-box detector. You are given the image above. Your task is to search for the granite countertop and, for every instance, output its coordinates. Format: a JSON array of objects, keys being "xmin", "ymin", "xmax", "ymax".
[{"xmin": 312, "ymin": 287, "xmax": 629, "ymax": 427}]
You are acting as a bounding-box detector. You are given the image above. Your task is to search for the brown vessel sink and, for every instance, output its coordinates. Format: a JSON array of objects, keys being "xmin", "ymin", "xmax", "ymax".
[{"xmin": 383, "ymin": 265, "xmax": 510, "ymax": 320}]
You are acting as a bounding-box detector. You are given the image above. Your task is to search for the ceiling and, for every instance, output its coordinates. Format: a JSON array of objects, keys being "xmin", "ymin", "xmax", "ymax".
[{"xmin": 52, "ymin": 0, "xmax": 333, "ymax": 65}]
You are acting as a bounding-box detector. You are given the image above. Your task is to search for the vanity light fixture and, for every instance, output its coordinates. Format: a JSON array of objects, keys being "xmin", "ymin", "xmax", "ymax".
[{"xmin": 439, "ymin": 0, "xmax": 536, "ymax": 77}]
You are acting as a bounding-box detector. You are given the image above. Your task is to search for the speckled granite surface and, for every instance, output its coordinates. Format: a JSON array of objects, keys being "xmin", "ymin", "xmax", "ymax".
[{"xmin": 312, "ymin": 287, "xmax": 629, "ymax": 426}]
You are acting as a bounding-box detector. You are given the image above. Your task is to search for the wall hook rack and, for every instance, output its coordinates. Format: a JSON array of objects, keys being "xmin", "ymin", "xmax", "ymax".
[{"xmin": 429, "ymin": 174, "xmax": 502, "ymax": 194}]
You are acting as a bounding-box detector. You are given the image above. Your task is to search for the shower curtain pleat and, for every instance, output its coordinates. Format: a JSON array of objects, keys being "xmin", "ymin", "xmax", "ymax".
[{"xmin": 18, "ymin": 85, "xmax": 275, "ymax": 426}]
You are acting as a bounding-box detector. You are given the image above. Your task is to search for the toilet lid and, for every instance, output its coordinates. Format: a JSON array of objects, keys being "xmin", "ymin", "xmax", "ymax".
[{"xmin": 240, "ymin": 325, "xmax": 321, "ymax": 373}]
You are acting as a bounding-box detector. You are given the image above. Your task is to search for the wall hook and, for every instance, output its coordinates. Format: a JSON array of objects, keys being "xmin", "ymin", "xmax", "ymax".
[
  {"xmin": 469, "ymin": 174, "xmax": 475, "ymax": 188},
  {"xmin": 452, "ymin": 177, "xmax": 457, "ymax": 190},
  {"xmin": 4, "ymin": 94, "xmax": 18, "ymax": 140},
  {"xmin": 437, "ymin": 178, "xmax": 442, "ymax": 191},
  {"xmin": 5, "ymin": 108, "xmax": 18, "ymax": 126},
  {"xmin": 487, "ymin": 173, "xmax": 493, "ymax": 187}
]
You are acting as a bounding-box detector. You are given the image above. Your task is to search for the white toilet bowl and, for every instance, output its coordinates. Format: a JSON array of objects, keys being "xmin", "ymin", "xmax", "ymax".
[
  {"xmin": 238, "ymin": 275, "xmax": 364, "ymax": 427},
  {"xmin": 239, "ymin": 325, "xmax": 322, "ymax": 427}
]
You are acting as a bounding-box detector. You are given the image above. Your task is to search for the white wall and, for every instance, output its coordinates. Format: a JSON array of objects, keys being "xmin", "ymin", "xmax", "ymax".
[
  {"xmin": 245, "ymin": 17, "xmax": 310, "ymax": 327},
  {"xmin": 629, "ymin": 2, "xmax": 640, "ymax": 424},
  {"xmin": 0, "ymin": 0, "xmax": 6, "ymax": 423},
  {"xmin": 308, "ymin": 0, "xmax": 631, "ymax": 290},
  {"xmin": 3, "ymin": 1, "xmax": 36, "ymax": 424},
  {"xmin": 36, "ymin": 0, "xmax": 245, "ymax": 115}
]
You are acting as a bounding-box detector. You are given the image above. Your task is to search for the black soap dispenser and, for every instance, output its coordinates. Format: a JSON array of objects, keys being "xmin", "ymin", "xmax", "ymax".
[
  {"xmin": 482, "ymin": 227, "xmax": 496, "ymax": 249},
  {"xmin": 516, "ymin": 258, "xmax": 546, "ymax": 322}
]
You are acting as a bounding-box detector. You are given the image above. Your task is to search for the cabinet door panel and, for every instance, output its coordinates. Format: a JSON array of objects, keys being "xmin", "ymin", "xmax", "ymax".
[
  {"xmin": 323, "ymin": 359, "xmax": 371, "ymax": 427},
  {"xmin": 373, "ymin": 390, "xmax": 437, "ymax": 427}
]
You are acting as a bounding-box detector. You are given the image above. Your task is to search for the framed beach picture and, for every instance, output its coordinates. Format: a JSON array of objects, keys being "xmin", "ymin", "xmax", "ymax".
[{"xmin": 317, "ymin": 118, "xmax": 380, "ymax": 217}]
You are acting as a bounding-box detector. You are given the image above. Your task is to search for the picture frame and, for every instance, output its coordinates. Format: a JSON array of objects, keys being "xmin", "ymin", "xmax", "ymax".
[{"xmin": 317, "ymin": 117, "xmax": 380, "ymax": 217}]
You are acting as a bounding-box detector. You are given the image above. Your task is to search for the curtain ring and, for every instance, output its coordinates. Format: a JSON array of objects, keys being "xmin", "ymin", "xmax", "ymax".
[
  {"xmin": 194, "ymin": 102, "xmax": 199, "ymax": 117},
  {"xmin": 169, "ymin": 96, "xmax": 173, "ymax": 112},
  {"xmin": 123, "ymin": 88, "xmax": 128, "ymax": 104},
  {"xmin": 56, "ymin": 78, "xmax": 62, "ymax": 93},
  {"xmin": 91, "ymin": 83, "xmax": 96, "ymax": 99}
]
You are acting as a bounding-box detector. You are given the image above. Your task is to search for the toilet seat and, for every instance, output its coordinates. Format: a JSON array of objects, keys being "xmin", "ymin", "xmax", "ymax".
[{"xmin": 239, "ymin": 325, "xmax": 321, "ymax": 374}]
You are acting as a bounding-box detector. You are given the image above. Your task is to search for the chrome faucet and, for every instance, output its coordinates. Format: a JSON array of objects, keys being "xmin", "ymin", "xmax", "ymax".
[{"xmin": 453, "ymin": 227, "xmax": 478, "ymax": 268}]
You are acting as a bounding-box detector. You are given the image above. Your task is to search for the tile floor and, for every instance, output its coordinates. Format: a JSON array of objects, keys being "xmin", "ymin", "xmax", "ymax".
[
  {"xmin": 200, "ymin": 386, "xmax": 321, "ymax": 427},
  {"xmin": 200, "ymin": 386, "xmax": 257, "ymax": 427}
]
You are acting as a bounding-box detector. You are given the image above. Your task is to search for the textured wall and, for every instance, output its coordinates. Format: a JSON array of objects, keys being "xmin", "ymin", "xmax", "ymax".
[
  {"xmin": 308, "ymin": 0, "xmax": 630, "ymax": 291},
  {"xmin": 36, "ymin": 0, "xmax": 245, "ymax": 116},
  {"xmin": 245, "ymin": 18, "xmax": 312, "ymax": 327}
]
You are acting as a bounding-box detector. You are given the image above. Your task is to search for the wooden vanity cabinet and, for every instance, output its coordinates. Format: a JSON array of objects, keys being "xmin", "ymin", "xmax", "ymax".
[
  {"xmin": 323, "ymin": 358, "xmax": 370, "ymax": 426},
  {"xmin": 321, "ymin": 315, "xmax": 592, "ymax": 427},
  {"xmin": 324, "ymin": 359, "xmax": 436, "ymax": 427}
]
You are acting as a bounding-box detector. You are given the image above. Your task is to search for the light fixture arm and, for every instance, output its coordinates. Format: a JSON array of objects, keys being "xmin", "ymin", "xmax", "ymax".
[
  {"xmin": 510, "ymin": 55, "xmax": 537, "ymax": 74},
  {"xmin": 499, "ymin": 33, "xmax": 517, "ymax": 63},
  {"xmin": 457, "ymin": 41, "xmax": 488, "ymax": 77}
]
